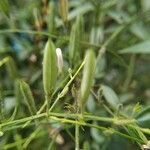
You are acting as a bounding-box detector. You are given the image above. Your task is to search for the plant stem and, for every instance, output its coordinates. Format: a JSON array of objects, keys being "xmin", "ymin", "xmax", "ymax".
[
  {"xmin": 1, "ymin": 112, "xmax": 148, "ymax": 144},
  {"xmin": 49, "ymin": 60, "xmax": 85, "ymax": 112},
  {"xmin": 46, "ymin": 95, "xmax": 49, "ymax": 116},
  {"xmin": 75, "ymin": 123, "xmax": 79, "ymax": 150},
  {"xmin": 0, "ymin": 112, "xmax": 137, "ymax": 129},
  {"xmin": 122, "ymin": 54, "xmax": 136, "ymax": 92},
  {"xmin": 75, "ymin": 96, "xmax": 80, "ymax": 150}
]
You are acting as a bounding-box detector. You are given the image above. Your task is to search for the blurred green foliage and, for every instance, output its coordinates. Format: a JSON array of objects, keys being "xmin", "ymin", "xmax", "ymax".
[{"xmin": 0, "ymin": 0, "xmax": 150, "ymax": 149}]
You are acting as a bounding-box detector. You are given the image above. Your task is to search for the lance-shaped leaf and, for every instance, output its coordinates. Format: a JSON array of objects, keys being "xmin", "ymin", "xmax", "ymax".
[
  {"xmin": 0, "ymin": 0, "xmax": 9, "ymax": 16},
  {"xmin": 80, "ymin": 49, "xmax": 96, "ymax": 108},
  {"xmin": 101, "ymin": 85, "xmax": 120, "ymax": 109},
  {"xmin": 119, "ymin": 40, "xmax": 150, "ymax": 54},
  {"xmin": 136, "ymin": 106, "xmax": 150, "ymax": 128},
  {"xmin": 43, "ymin": 39, "xmax": 57, "ymax": 96},
  {"xmin": 20, "ymin": 80, "xmax": 37, "ymax": 115}
]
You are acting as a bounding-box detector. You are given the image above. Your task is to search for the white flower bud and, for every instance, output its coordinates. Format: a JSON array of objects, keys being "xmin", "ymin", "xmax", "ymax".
[{"xmin": 56, "ymin": 48, "xmax": 63, "ymax": 73}]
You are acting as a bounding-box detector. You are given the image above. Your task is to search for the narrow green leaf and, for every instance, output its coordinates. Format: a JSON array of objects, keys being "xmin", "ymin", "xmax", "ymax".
[
  {"xmin": 119, "ymin": 40, "xmax": 150, "ymax": 54},
  {"xmin": 130, "ymin": 22, "xmax": 149, "ymax": 40},
  {"xmin": 125, "ymin": 125, "xmax": 148, "ymax": 144},
  {"xmin": 101, "ymin": 85, "xmax": 120, "ymax": 109},
  {"xmin": 91, "ymin": 125, "xmax": 105, "ymax": 144},
  {"xmin": 0, "ymin": 0, "xmax": 9, "ymax": 16},
  {"xmin": 136, "ymin": 106, "xmax": 150, "ymax": 128},
  {"xmin": 20, "ymin": 80, "xmax": 37, "ymax": 115}
]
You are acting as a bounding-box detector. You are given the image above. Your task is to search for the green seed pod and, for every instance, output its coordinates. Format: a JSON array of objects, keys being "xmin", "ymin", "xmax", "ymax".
[
  {"xmin": 20, "ymin": 80, "xmax": 37, "ymax": 115},
  {"xmin": 6, "ymin": 56, "xmax": 18, "ymax": 80},
  {"xmin": 43, "ymin": 39, "xmax": 57, "ymax": 96},
  {"xmin": 80, "ymin": 49, "xmax": 96, "ymax": 109},
  {"xmin": 48, "ymin": 1, "xmax": 55, "ymax": 34},
  {"xmin": 59, "ymin": 0, "xmax": 68, "ymax": 23},
  {"xmin": 76, "ymin": 14, "xmax": 84, "ymax": 42},
  {"xmin": 69, "ymin": 15, "xmax": 84, "ymax": 65},
  {"xmin": 69, "ymin": 24, "xmax": 76, "ymax": 63},
  {"xmin": 14, "ymin": 79, "xmax": 22, "ymax": 106}
]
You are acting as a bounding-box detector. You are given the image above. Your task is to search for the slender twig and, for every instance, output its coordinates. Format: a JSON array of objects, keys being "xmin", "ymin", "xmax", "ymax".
[
  {"xmin": 122, "ymin": 54, "xmax": 136, "ymax": 92},
  {"xmin": 0, "ymin": 112, "xmax": 137, "ymax": 128},
  {"xmin": 1, "ymin": 112, "xmax": 148, "ymax": 144},
  {"xmin": 49, "ymin": 60, "xmax": 85, "ymax": 112},
  {"xmin": 75, "ymin": 123, "xmax": 80, "ymax": 150}
]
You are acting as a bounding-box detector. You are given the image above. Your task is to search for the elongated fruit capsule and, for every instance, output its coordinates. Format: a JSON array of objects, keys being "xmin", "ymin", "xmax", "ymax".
[
  {"xmin": 20, "ymin": 80, "xmax": 37, "ymax": 115},
  {"xmin": 43, "ymin": 40, "xmax": 57, "ymax": 96},
  {"xmin": 48, "ymin": 1, "xmax": 55, "ymax": 34},
  {"xmin": 6, "ymin": 56, "xmax": 18, "ymax": 80},
  {"xmin": 80, "ymin": 49, "xmax": 96, "ymax": 109},
  {"xmin": 59, "ymin": 0, "xmax": 68, "ymax": 23},
  {"xmin": 69, "ymin": 15, "xmax": 84, "ymax": 65},
  {"xmin": 14, "ymin": 79, "xmax": 22, "ymax": 106}
]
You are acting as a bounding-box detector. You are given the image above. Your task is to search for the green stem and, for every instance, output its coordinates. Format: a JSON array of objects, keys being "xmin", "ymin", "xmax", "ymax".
[
  {"xmin": 49, "ymin": 60, "xmax": 85, "ymax": 112},
  {"xmin": 0, "ymin": 112, "xmax": 137, "ymax": 129},
  {"xmin": 46, "ymin": 95, "xmax": 49, "ymax": 116},
  {"xmin": 0, "ymin": 112, "xmax": 148, "ymax": 144},
  {"xmin": 75, "ymin": 123, "xmax": 80, "ymax": 150},
  {"xmin": 0, "ymin": 112, "xmax": 136, "ymax": 128},
  {"xmin": 122, "ymin": 54, "xmax": 136, "ymax": 92},
  {"xmin": 37, "ymin": 74, "xmax": 70, "ymax": 115},
  {"xmin": 75, "ymin": 97, "xmax": 80, "ymax": 150}
]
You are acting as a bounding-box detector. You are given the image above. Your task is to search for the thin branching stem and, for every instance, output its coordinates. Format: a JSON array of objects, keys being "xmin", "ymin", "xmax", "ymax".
[{"xmin": 49, "ymin": 60, "xmax": 85, "ymax": 112}]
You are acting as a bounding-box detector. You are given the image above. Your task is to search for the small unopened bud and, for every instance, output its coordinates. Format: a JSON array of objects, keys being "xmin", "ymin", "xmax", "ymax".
[
  {"xmin": 29, "ymin": 54, "xmax": 37, "ymax": 63},
  {"xmin": 56, "ymin": 48, "xmax": 63, "ymax": 73}
]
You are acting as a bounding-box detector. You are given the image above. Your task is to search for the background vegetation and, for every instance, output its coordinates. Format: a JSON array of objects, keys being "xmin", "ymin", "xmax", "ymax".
[{"xmin": 0, "ymin": 0, "xmax": 150, "ymax": 149}]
